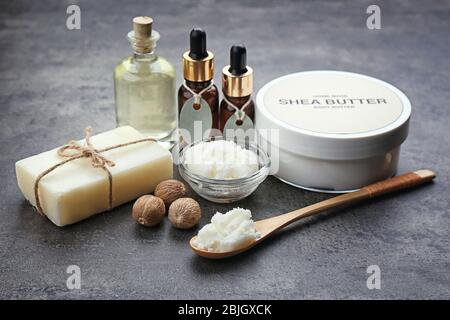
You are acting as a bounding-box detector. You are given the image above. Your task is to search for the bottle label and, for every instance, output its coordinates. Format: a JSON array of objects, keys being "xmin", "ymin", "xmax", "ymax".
[
  {"xmin": 223, "ymin": 110, "xmax": 254, "ymax": 139},
  {"xmin": 262, "ymin": 72, "xmax": 405, "ymax": 134},
  {"xmin": 179, "ymin": 96, "xmax": 213, "ymax": 143}
]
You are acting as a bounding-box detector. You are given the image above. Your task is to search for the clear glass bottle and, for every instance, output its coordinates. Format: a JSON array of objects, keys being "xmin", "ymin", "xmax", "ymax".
[{"xmin": 114, "ymin": 16, "xmax": 177, "ymax": 142}]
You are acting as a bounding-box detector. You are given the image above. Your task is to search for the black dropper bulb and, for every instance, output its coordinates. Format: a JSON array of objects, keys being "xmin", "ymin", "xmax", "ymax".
[
  {"xmin": 189, "ymin": 28, "xmax": 208, "ymax": 60},
  {"xmin": 229, "ymin": 44, "xmax": 248, "ymax": 76}
]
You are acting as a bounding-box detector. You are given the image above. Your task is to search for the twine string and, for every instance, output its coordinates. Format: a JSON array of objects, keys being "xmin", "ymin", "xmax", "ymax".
[
  {"xmin": 182, "ymin": 80, "xmax": 214, "ymax": 105},
  {"xmin": 222, "ymin": 95, "xmax": 252, "ymax": 122},
  {"xmin": 33, "ymin": 127, "xmax": 155, "ymax": 216}
]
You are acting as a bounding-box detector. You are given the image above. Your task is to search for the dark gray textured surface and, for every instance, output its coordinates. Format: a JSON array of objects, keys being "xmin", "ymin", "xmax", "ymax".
[{"xmin": 1, "ymin": 0, "xmax": 449, "ymax": 299}]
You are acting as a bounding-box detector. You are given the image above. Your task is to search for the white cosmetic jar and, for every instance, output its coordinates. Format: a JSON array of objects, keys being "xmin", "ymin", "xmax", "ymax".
[{"xmin": 255, "ymin": 71, "xmax": 411, "ymax": 193}]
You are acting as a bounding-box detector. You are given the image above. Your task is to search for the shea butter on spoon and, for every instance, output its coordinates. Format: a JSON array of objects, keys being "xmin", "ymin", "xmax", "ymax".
[
  {"xmin": 190, "ymin": 169, "xmax": 436, "ymax": 259},
  {"xmin": 194, "ymin": 208, "xmax": 260, "ymax": 252}
]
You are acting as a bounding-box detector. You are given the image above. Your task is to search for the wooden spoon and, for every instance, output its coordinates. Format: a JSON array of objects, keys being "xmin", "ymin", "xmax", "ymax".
[{"xmin": 190, "ymin": 169, "xmax": 436, "ymax": 259}]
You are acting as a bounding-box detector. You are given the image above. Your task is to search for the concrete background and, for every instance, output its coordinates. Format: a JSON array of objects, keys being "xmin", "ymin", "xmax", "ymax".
[{"xmin": 0, "ymin": 0, "xmax": 449, "ymax": 299}]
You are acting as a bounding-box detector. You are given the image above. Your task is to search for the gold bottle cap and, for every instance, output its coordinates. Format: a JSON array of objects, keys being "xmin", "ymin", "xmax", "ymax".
[
  {"xmin": 183, "ymin": 51, "xmax": 214, "ymax": 82},
  {"xmin": 222, "ymin": 66, "xmax": 253, "ymax": 97}
]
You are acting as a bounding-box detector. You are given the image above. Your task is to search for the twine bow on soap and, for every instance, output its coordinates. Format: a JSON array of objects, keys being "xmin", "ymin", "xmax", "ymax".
[
  {"xmin": 33, "ymin": 127, "xmax": 155, "ymax": 216},
  {"xmin": 58, "ymin": 127, "xmax": 117, "ymax": 168}
]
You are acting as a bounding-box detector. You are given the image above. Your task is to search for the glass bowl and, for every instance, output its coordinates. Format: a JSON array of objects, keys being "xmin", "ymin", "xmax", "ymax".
[{"xmin": 178, "ymin": 136, "xmax": 271, "ymax": 203}]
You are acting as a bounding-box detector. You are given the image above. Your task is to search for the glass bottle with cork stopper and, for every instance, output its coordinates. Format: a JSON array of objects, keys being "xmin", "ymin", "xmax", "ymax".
[
  {"xmin": 114, "ymin": 16, "xmax": 177, "ymax": 146},
  {"xmin": 178, "ymin": 28, "xmax": 219, "ymax": 143},
  {"xmin": 220, "ymin": 44, "xmax": 254, "ymax": 134}
]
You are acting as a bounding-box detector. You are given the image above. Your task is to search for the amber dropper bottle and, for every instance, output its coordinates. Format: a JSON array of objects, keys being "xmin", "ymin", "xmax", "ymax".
[
  {"xmin": 178, "ymin": 28, "xmax": 219, "ymax": 141},
  {"xmin": 220, "ymin": 44, "xmax": 254, "ymax": 133}
]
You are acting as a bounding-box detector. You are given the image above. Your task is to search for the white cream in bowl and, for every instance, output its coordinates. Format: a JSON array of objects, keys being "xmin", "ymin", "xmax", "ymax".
[{"xmin": 184, "ymin": 140, "xmax": 259, "ymax": 179}]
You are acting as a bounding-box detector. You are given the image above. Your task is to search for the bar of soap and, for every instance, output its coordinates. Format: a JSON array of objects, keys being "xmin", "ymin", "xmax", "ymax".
[{"xmin": 15, "ymin": 126, "xmax": 173, "ymax": 226}]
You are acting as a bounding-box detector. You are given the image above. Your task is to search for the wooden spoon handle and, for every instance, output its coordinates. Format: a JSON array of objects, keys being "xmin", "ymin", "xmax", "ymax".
[
  {"xmin": 361, "ymin": 169, "xmax": 436, "ymax": 198},
  {"xmin": 256, "ymin": 170, "xmax": 436, "ymax": 236}
]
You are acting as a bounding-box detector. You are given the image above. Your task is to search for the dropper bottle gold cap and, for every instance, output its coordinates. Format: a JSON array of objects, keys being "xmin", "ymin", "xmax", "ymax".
[
  {"xmin": 222, "ymin": 44, "xmax": 253, "ymax": 97},
  {"xmin": 183, "ymin": 28, "xmax": 214, "ymax": 82}
]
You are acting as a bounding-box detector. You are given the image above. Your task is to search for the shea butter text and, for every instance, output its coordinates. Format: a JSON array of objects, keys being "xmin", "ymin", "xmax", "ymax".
[{"xmin": 279, "ymin": 98, "xmax": 387, "ymax": 105}]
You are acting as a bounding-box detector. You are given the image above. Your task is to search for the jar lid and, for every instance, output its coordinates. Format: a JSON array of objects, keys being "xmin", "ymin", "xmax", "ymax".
[{"xmin": 256, "ymin": 71, "xmax": 411, "ymax": 160}]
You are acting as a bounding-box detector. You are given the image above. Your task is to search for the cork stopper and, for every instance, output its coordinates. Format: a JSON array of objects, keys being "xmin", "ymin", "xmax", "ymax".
[
  {"xmin": 133, "ymin": 16, "xmax": 153, "ymax": 39},
  {"xmin": 129, "ymin": 16, "xmax": 158, "ymax": 54}
]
